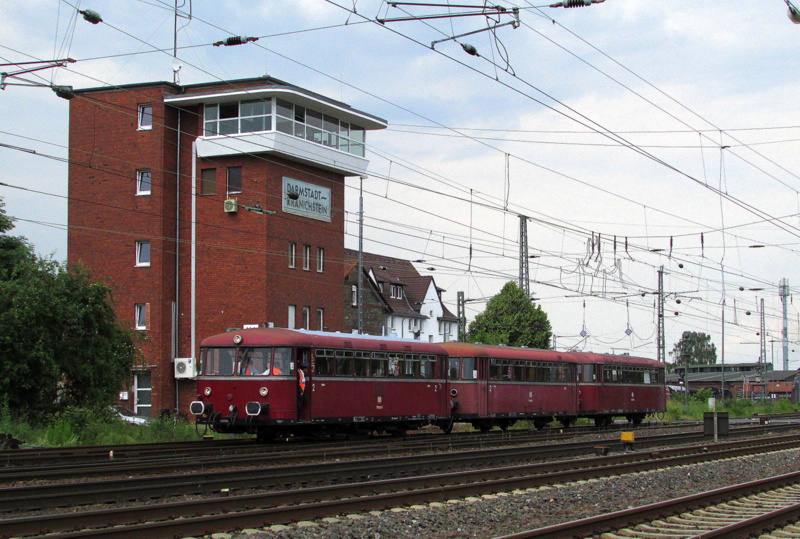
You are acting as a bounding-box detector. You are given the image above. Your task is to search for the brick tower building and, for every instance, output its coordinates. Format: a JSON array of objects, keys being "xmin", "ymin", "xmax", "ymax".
[{"xmin": 67, "ymin": 76, "xmax": 386, "ymax": 417}]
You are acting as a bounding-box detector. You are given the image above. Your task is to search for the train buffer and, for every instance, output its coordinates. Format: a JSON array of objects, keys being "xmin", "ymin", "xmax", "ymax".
[{"xmin": 620, "ymin": 431, "xmax": 635, "ymax": 452}]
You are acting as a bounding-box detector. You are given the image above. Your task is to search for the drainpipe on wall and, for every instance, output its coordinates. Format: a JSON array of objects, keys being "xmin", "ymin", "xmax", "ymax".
[
  {"xmin": 174, "ymin": 109, "xmax": 181, "ymax": 412},
  {"xmin": 191, "ymin": 141, "xmax": 197, "ymax": 361}
]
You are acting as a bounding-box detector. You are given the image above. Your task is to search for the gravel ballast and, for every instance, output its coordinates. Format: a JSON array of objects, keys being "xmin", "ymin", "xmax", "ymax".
[{"xmin": 218, "ymin": 447, "xmax": 800, "ymax": 539}]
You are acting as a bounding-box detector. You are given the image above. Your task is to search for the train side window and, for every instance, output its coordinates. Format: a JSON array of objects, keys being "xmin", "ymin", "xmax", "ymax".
[
  {"xmin": 404, "ymin": 355, "xmax": 420, "ymax": 377},
  {"xmin": 489, "ymin": 359, "xmax": 501, "ymax": 380},
  {"xmin": 335, "ymin": 350, "xmax": 353, "ymax": 376},
  {"xmin": 460, "ymin": 357, "xmax": 477, "ymax": 380},
  {"xmin": 315, "ymin": 349, "xmax": 333, "ymax": 376},
  {"xmin": 371, "ymin": 352, "xmax": 387, "ymax": 377},
  {"xmin": 514, "ymin": 361, "xmax": 525, "ymax": 382},
  {"xmin": 449, "ymin": 357, "xmax": 460, "ymax": 380},
  {"xmin": 273, "ymin": 347, "xmax": 293, "ymax": 375},
  {"xmin": 582, "ymin": 364, "xmax": 595, "ymax": 382},
  {"xmin": 420, "ymin": 355, "xmax": 435, "ymax": 378},
  {"xmin": 354, "ymin": 351, "xmax": 369, "ymax": 377},
  {"xmin": 388, "ymin": 353, "xmax": 403, "ymax": 376}
]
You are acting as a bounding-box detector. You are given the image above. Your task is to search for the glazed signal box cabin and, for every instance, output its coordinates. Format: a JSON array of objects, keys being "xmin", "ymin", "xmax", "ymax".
[{"xmin": 67, "ymin": 76, "xmax": 387, "ymax": 417}]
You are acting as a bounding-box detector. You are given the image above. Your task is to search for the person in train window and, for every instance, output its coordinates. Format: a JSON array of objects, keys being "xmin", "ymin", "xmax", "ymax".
[{"xmin": 272, "ymin": 347, "xmax": 292, "ymax": 375}]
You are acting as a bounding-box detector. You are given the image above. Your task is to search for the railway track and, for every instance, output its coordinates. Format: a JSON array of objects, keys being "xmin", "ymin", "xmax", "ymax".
[
  {"xmin": 498, "ymin": 471, "xmax": 800, "ymax": 538},
  {"xmin": 1, "ymin": 425, "xmax": 791, "ymax": 509},
  {"xmin": 2, "ymin": 432, "xmax": 799, "ymax": 538}
]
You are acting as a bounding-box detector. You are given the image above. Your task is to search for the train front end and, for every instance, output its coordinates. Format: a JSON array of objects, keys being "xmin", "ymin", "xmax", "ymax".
[{"xmin": 190, "ymin": 329, "xmax": 301, "ymax": 439}]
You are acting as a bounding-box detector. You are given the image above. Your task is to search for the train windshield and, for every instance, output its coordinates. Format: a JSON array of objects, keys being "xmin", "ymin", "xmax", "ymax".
[{"xmin": 200, "ymin": 348, "xmax": 236, "ymax": 376}]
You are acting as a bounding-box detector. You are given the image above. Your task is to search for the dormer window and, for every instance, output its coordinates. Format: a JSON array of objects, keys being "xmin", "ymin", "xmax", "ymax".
[{"xmin": 390, "ymin": 284, "xmax": 403, "ymax": 299}]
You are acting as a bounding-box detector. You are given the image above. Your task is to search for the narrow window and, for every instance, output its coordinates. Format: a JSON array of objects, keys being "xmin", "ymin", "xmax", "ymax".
[
  {"xmin": 302, "ymin": 306, "xmax": 310, "ymax": 330},
  {"xmin": 135, "ymin": 303, "xmax": 148, "ymax": 330},
  {"xmin": 287, "ymin": 305, "xmax": 296, "ymax": 329},
  {"xmin": 134, "ymin": 372, "xmax": 152, "ymax": 417},
  {"xmin": 200, "ymin": 168, "xmax": 216, "ymax": 195},
  {"xmin": 288, "ymin": 242, "xmax": 296, "ymax": 268},
  {"xmin": 303, "ymin": 245, "xmax": 310, "ymax": 271},
  {"xmin": 317, "ymin": 308, "xmax": 324, "ymax": 331},
  {"xmin": 351, "ymin": 284, "xmax": 357, "ymax": 307},
  {"xmin": 138, "ymin": 104, "xmax": 153, "ymax": 130},
  {"xmin": 136, "ymin": 240, "xmax": 151, "ymax": 266},
  {"xmin": 316, "ymin": 247, "xmax": 324, "ymax": 273},
  {"xmin": 227, "ymin": 166, "xmax": 242, "ymax": 194},
  {"xmin": 136, "ymin": 169, "xmax": 151, "ymax": 195}
]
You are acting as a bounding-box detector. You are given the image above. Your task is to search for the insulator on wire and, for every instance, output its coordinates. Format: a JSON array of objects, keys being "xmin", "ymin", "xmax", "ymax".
[
  {"xmin": 213, "ymin": 36, "xmax": 259, "ymax": 47},
  {"xmin": 550, "ymin": 0, "xmax": 605, "ymax": 7}
]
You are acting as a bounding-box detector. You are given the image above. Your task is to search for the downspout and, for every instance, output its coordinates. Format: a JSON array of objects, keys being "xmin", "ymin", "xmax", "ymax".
[
  {"xmin": 173, "ymin": 109, "xmax": 181, "ymax": 411},
  {"xmin": 191, "ymin": 141, "xmax": 197, "ymax": 361}
]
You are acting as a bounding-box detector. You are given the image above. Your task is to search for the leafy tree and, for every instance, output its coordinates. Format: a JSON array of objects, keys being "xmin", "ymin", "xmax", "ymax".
[
  {"xmin": 467, "ymin": 281, "xmax": 552, "ymax": 348},
  {"xmin": 670, "ymin": 331, "xmax": 717, "ymax": 367},
  {"xmin": 0, "ymin": 200, "xmax": 139, "ymax": 420}
]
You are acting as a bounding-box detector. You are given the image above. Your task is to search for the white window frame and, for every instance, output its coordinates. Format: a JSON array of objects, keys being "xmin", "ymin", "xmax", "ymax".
[
  {"xmin": 288, "ymin": 305, "xmax": 296, "ymax": 329},
  {"xmin": 317, "ymin": 308, "xmax": 324, "ymax": 331},
  {"xmin": 135, "ymin": 240, "xmax": 151, "ymax": 267},
  {"xmin": 302, "ymin": 306, "xmax": 310, "ymax": 330},
  {"xmin": 138, "ymin": 104, "xmax": 153, "ymax": 130},
  {"xmin": 135, "ymin": 303, "xmax": 147, "ymax": 330},
  {"xmin": 288, "ymin": 242, "xmax": 296, "ymax": 268},
  {"xmin": 226, "ymin": 166, "xmax": 242, "ymax": 195},
  {"xmin": 316, "ymin": 247, "xmax": 324, "ymax": 273},
  {"xmin": 136, "ymin": 169, "xmax": 151, "ymax": 195},
  {"xmin": 302, "ymin": 245, "xmax": 311, "ymax": 271},
  {"xmin": 351, "ymin": 285, "xmax": 357, "ymax": 306}
]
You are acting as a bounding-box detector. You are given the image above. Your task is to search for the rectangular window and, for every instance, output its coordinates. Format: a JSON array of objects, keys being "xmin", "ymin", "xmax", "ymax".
[
  {"xmin": 316, "ymin": 308, "xmax": 324, "ymax": 331},
  {"xmin": 134, "ymin": 372, "xmax": 152, "ymax": 417},
  {"xmin": 351, "ymin": 284, "xmax": 358, "ymax": 307},
  {"xmin": 135, "ymin": 303, "xmax": 148, "ymax": 330},
  {"xmin": 303, "ymin": 245, "xmax": 311, "ymax": 271},
  {"xmin": 288, "ymin": 305, "xmax": 296, "ymax": 329},
  {"xmin": 288, "ymin": 242, "xmax": 296, "ymax": 268},
  {"xmin": 227, "ymin": 166, "xmax": 242, "ymax": 194},
  {"xmin": 136, "ymin": 169, "xmax": 151, "ymax": 195},
  {"xmin": 316, "ymin": 247, "xmax": 324, "ymax": 272},
  {"xmin": 136, "ymin": 240, "xmax": 150, "ymax": 266},
  {"xmin": 302, "ymin": 306, "xmax": 310, "ymax": 330},
  {"xmin": 204, "ymin": 99, "xmax": 272, "ymax": 136},
  {"xmin": 200, "ymin": 168, "xmax": 216, "ymax": 195},
  {"xmin": 138, "ymin": 104, "xmax": 153, "ymax": 130}
]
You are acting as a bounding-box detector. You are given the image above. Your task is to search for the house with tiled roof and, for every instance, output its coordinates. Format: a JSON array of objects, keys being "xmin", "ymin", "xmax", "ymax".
[{"xmin": 344, "ymin": 249, "xmax": 459, "ymax": 342}]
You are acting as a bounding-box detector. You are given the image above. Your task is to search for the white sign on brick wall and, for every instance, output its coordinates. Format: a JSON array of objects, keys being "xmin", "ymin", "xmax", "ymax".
[{"xmin": 282, "ymin": 177, "xmax": 331, "ymax": 222}]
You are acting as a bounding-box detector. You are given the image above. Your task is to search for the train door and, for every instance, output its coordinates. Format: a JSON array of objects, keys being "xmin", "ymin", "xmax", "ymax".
[
  {"xmin": 477, "ymin": 356, "xmax": 488, "ymax": 417},
  {"xmin": 297, "ymin": 347, "xmax": 312, "ymax": 421}
]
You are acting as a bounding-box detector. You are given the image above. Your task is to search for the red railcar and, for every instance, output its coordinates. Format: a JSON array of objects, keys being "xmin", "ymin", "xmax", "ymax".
[
  {"xmin": 190, "ymin": 328, "xmax": 450, "ymax": 441},
  {"xmin": 190, "ymin": 328, "xmax": 666, "ymax": 440}
]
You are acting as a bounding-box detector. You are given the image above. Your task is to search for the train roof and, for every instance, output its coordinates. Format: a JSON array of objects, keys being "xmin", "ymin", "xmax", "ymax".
[
  {"xmin": 438, "ymin": 342, "xmax": 663, "ymax": 367},
  {"xmin": 199, "ymin": 328, "xmax": 448, "ymax": 355}
]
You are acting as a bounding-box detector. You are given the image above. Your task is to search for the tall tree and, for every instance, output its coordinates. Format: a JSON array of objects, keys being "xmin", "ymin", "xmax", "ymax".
[
  {"xmin": 467, "ymin": 281, "xmax": 552, "ymax": 349},
  {"xmin": 670, "ymin": 331, "xmax": 717, "ymax": 366},
  {"xmin": 0, "ymin": 200, "xmax": 139, "ymax": 419}
]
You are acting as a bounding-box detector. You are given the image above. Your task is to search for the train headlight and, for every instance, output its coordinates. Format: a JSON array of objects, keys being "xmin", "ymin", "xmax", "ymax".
[
  {"xmin": 203, "ymin": 386, "xmax": 212, "ymax": 396},
  {"xmin": 259, "ymin": 387, "xmax": 269, "ymax": 397}
]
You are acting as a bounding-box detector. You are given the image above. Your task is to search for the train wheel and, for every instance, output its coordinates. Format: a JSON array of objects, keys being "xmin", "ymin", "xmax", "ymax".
[
  {"xmin": 558, "ymin": 417, "xmax": 574, "ymax": 428},
  {"xmin": 533, "ymin": 419, "xmax": 548, "ymax": 430}
]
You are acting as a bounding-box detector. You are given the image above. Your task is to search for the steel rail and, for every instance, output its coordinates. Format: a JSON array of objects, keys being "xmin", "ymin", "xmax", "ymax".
[{"xmin": 2, "ymin": 435, "xmax": 800, "ymax": 537}]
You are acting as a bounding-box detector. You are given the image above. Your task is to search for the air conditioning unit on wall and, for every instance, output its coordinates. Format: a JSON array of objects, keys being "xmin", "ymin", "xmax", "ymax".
[
  {"xmin": 174, "ymin": 358, "xmax": 196, "ymax": 378},
  {"xmin": 224, "ymin": 198, "xmax": 238, "ymax": 213}
]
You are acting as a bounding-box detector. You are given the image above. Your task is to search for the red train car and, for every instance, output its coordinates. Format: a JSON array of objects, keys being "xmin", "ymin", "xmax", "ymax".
[
  {"xmin": 190, "ymin": 328, "xmax": 666, "ymax": 440},
  {"xmin": 440, "ymin": 342, "xmax": 665, "ymax": 430},
  {"xmin": 190, "ymin": 328, "xmax": 450, "ymax": 441}
]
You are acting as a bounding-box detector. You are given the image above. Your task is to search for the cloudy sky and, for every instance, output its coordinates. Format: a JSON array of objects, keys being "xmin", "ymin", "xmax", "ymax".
[{"xmin": 2, "ymin": 0, "xmax": 799, "ymax": 367}]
